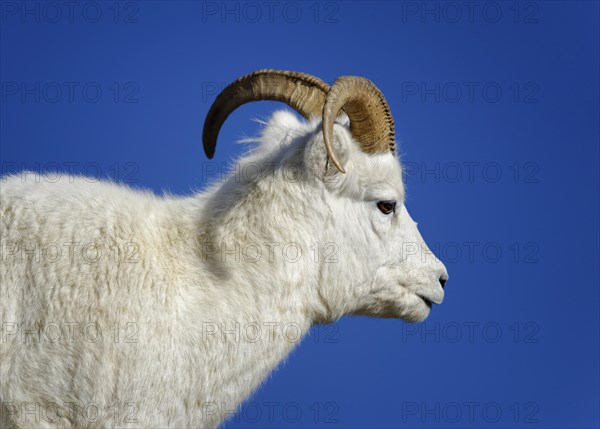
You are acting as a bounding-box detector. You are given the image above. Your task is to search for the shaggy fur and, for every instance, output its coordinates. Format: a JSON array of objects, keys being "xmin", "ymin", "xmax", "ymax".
[{"xmin": 0, "ymin": 111, "xmax": 447, "ymax": 428}]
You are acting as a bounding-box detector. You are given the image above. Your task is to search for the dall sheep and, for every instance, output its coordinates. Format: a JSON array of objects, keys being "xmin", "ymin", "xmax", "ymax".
[{"xmin": 0, "ymin": 70, "xmax": 449, "ymax": 428}]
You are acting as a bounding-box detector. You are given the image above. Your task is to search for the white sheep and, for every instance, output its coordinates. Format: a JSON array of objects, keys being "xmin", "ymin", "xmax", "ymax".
[{"xmin": 0, "ymin": 70, "xmax": 448, "ymax": 429}]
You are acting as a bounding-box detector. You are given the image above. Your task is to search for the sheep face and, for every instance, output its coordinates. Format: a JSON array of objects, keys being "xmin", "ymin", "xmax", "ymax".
[{"xmin": 246, "ymin": 110, "xmax": 448, "ymax": 323}]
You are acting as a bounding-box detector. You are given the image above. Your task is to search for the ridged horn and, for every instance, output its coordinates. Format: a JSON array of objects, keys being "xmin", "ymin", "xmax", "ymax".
[
  {"xmin": 203, "ymin": 69, "xmax": 330, "ymax": 159},
  {"xmin": 322, "ymin": 76, "xmax": 396, "ymax": 173}
]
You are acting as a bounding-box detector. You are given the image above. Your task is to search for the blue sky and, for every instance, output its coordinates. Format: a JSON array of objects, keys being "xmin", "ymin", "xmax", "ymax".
[{"xmin": 1, "ymin": 1, "xmax": 599, "ymax": 427}]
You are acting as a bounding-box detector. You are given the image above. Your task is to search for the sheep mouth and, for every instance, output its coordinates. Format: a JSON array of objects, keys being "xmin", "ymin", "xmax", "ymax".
[{"xmin": 417, "ymin": 295, "xmax": 433, "ymax": 308}]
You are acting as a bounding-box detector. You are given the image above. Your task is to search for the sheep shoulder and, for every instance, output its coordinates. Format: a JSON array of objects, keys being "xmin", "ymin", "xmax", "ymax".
[{"xmin": 0, "ymin": 173, "xmax": 208, "ymax": 326}]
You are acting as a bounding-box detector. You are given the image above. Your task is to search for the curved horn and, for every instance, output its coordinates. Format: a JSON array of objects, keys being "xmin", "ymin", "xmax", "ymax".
[
  {"xmin": 322, "ymin": 76, "xmax": 395, "ymax": 173},
  {"xmin": 203, "ymin": 69, "xmax": 330, "ymax": 159}
]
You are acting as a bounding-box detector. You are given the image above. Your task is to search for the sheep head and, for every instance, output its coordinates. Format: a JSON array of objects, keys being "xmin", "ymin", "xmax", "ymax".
[{"xmin": 202, "ymin": 70, "xmax": 448, "ymax": 323}]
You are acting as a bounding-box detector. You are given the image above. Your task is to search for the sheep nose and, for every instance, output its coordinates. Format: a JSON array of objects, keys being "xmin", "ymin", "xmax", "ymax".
[{"xmin": 439, "ymin": 276, "xmax": 448, "ymax": 289}]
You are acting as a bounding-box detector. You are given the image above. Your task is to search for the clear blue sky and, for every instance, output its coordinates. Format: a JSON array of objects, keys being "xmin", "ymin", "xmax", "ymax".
[{"xmin": 1, "ymin": 1, "xmax": 598, "ymax": 427}]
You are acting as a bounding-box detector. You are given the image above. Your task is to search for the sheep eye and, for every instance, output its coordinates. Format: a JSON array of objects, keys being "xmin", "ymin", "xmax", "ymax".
[{"xmin": 377, "ymin": 200, "xmax": 396, "ymax": 215}]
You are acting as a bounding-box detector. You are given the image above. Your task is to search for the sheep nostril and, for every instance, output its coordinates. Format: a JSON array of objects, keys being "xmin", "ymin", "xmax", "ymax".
[{"xmin": 439, "ymin": 278, "xmax": 447, "ymax": 289}]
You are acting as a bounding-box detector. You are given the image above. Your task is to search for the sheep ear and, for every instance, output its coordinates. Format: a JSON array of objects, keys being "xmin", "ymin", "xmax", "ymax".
[{"xmin": 304, "ymin": 123, "xmax": 352, "ymax": 180}]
